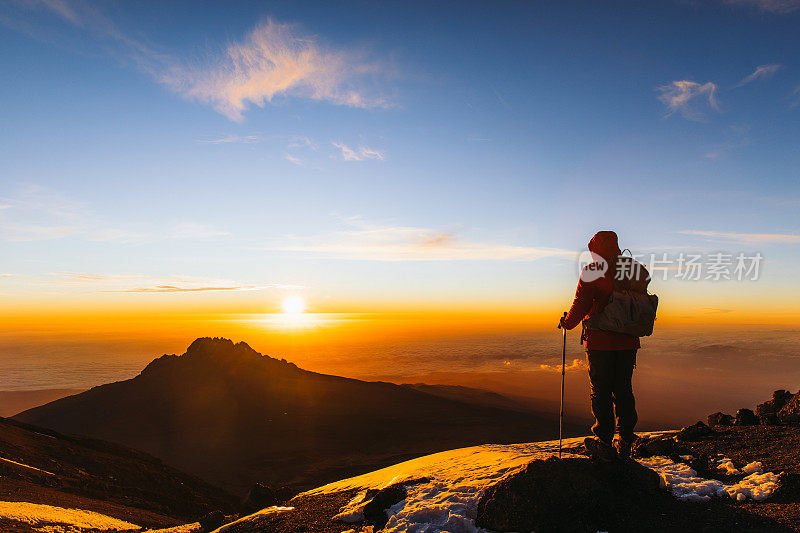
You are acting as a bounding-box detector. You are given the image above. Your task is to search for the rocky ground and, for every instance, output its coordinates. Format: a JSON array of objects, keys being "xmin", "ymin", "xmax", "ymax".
[
  {"xmin": 219, "ymin": 424, "xmax": 800, "ymax": 533},
  {"xmin": 0, "ymin": 417, "xmax": 238, "ymax": 529},
  {"xmin": 675, "ymin": 424, "xmax": 800, "ymax": 532}
]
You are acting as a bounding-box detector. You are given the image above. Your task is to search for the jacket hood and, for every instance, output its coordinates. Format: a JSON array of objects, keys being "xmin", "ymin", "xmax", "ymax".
[{"xmin": 588, "ymin": 231, "xmax": 621, "ymax": 260}]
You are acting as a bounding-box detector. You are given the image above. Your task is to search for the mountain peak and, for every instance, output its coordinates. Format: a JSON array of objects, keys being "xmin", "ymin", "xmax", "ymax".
[
  {"xmin": 139, "ymin": 337, "xmax": 285, "ymax": 377},
  {"xmin": 185, "ymin": 337, "xmax": 258, "ymax": 360}
]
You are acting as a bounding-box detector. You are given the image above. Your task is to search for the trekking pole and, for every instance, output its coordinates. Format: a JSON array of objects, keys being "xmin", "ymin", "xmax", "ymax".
[{"xmin": 558, "ymin": 311, "xmax": 567, "ymax": 459}]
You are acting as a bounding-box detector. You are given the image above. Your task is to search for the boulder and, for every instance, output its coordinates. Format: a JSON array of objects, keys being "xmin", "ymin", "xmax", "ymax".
[
  {"xmin": 475, "ymin": 457, "xmax": 662, "ymax": 533},
  {"xmin": 778, "ymin": 393, "xmax": 800, "ymax": 426},
  {"xmin": 773, "ymin": 389, "xmax": 794, "ymax": 408},
  {"xmin": 198, "ymin": 510, "xmax": 225, "ymax": 531},
  {"xmin": 756, "ymin": 390, "xmax": 794, "ymax": 425},
  {"xmin": 707, "ymin": 412, "xmax": 734, "ymax": 427},
  {"xmin": 771, "ymin": 473, "xmax": 800, "ymax": 503},
  {"xmin": 241, "ymin": 482, "xmax": 286, "ymax": 514},
  {"xmin": 363, "ymin": 483, "xmax": 407, "ymax": 529},
  {"xmin": 735, "ymin": 408, "xmax": 758, "ymax": 426},
  {"xmin": 632, "ymin": 435, "xmax": 679, "ymax": 458},
  {"xmin": 676, "ymin": 421, "xmax": 715, "ymax": 442},
  {"xmin": 688, "ymin": 453, "xmax": 713, "ymax": 478}
]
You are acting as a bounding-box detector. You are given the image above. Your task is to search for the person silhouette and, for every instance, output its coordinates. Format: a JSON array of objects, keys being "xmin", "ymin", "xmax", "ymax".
[{"xmin": 559, "ymin": 231, "xmax": 650, "ymax": 460}]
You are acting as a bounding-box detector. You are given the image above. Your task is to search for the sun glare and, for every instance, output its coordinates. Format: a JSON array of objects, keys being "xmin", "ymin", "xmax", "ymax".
[{"xmin": 282, "ymin": 295, "xmax": 306, "ymax": 315}]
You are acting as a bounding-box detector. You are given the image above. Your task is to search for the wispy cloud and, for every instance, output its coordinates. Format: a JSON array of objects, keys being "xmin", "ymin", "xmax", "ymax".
[
  {"xmin": 288, "ymin": 136, "xmax": 317, "ymax": 150},
  {"xmin": 699, "ymin": 307, "xmax": 734, "ymax": 314},
  {"xmin": 0, "ymin": 184, "xmax": 87, "ymax": 242},
  {"xmin": 679, "ymin": 230, "xmax": 800, "ymax": 243},
  {"xmin": 47, "ymin": 272, "xmax": 299, "ymax": 293},
  {"xmin": 4, "ymin": 5, "xmax": 391, "ymax": 122},
  {"xmin": 6, "ymin": 0, "xmax": 172, "ymax": 74},
  {"xmin": 0, "ymin": 185, "xmax": 229, "ymax": 243},
  {"xmin": 196, "ymin": 134, "xmax": 262, "ymax": 144},
  {"xmin": 657, "ymin": 80, "xmax": 719, "ymax": 121},
  {"xmin": 170, "ymin": 222, "xmax": 229, "ymax": 239},
  {"xmin": 332, "ymin": 142, "xmax": 385, "ymax": 161},
  {"xmin": 160, "ymin": 19, "xmax": 390, "ymax": 122},
  {"xmin": 722, "ymin": 0, "xmax": 800, "ymax": 13},
  {"xmin": 703, "ymin": 123, "xmax": 751, "ymax": 159},
  {"xmin": 540, "ymin": 358, "xmax": 587, "ymax": 373},
  {"xmin": 284, "ymin": 153, "xmax": 303, "ymax": 165},
  {"xmin": 733, "ymin": 64, "xmax": 782, "ymax": 88},
  {"xmin": 108, "ymin": 285, "xmax": 263, "ymax": 293},
  {"xmin": 271, "ymin": 217, "xmax": 571, "ymax": 261}
]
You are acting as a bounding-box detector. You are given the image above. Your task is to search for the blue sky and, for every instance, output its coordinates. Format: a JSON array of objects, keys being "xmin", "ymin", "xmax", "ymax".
[{"xmin": 1, "ymin": 0, "xmax": 799, "ymax": 320}]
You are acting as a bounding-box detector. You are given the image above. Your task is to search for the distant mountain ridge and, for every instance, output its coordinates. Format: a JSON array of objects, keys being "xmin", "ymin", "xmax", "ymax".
[{"xmin": 15, "ymin": 337, "xmax": 578, "ymax": 495}]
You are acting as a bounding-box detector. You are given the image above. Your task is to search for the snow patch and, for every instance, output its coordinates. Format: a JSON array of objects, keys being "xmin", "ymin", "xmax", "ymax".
[
  {"xmin": 142, "ymin": 523, "xmax": 202, "ymax": 533},
  {"xmin": 716, "ymin": 458, "xmax": 742, "ymax": 475},
  {"xmin": 640, "ymin": 456, "xmax": 780, "ymax": 502},
  {"xmin": 725, "ymin": 471, "xmax": 780, "ymax": 501},
  {"xmin": 742, "ymin": 461, "xmax": 763, "ymax": 475},
  {"xmin": 211, "ymin": 506, "xmax": 293, "ymax": 532},
  {"xmin": 0, "ymin": 501, "xmax": 138, "ymax": 531},
  {"xmin": 638, "ymin": 456, "xmax": 725, "ymax": 502},
  {"xmin": 332, "ymin": 490, "xmax": 371, "ymax": 523}
]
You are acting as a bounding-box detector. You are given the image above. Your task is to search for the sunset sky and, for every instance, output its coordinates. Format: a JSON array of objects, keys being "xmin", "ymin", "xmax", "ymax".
[{"xmin": 2, "ymin": 0, "xmax": 800, "ymax": 338}]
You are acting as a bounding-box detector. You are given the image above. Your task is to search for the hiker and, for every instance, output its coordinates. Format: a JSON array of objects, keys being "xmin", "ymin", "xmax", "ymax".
[{"xmin": 559, "ymin": 231, "xmax": 652, "ymax": 461}]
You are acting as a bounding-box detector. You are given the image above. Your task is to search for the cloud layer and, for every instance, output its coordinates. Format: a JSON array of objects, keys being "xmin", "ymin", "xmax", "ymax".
[
  {"xmin": 0, "ymin": 185, "xmax": 228, "ymax": 243},
  {"xmin": 44, "ymin": 272, "xmax": 297, "ymax": 293},
  {"xmin": 679, "ymin": 230, "xmax": 800, "ymax": 243},
  {"xmin": 722, "ymin": 0, "xmax": 800, "ymax": 13},
  {"xmin": 273, "ymin": 217, "xmax": 571, "ymax": 261}
]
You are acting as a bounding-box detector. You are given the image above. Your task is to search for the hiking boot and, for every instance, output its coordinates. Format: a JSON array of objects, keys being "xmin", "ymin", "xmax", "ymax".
[
  {"xmin": 614, "ymin": 436, "xmax": 635, "ymax": 460},
  {"xmin": 584, "ymin": 437, "xmax": 617, "ymax": 462}
]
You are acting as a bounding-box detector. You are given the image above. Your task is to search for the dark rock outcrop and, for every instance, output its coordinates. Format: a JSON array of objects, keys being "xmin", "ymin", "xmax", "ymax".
[
  {"xmin": 778, "ymin": 392, "xmax": 800, "ymax": 426},
  {"xmin": 632, "ymin": 435, "xmax": 680, "ymax": 458},
  {"xmin": 708, "ymin": 411, "xmax": 734, "ymax": 427},
  {"xmin": 676, "ymin": 421, "xmax": 715, "ymax": 442},
  {"xmin": 241, "ymin": 482, "xmax": 294, "ymax": 514},
  {"xmin": 757, "ymin": 390, "xmax": 794, "ymax": 425},
  {"xmin": 475, "ymin": 457, "xmax": 662, "ymax": 533},
  {"xmin": 735, "ymin": 408, "xmax": 758, "ymax": 426},
  {"xmin": 363, "ymin": 483, "xmax": 407, "ymax": 529},
  {"xmin": 199, "ymin": 510, "xmax": 225, "ymax": 531},
  {"xmin": 771, "ymin": 472, "xmax": 800, "ymax": 503}
]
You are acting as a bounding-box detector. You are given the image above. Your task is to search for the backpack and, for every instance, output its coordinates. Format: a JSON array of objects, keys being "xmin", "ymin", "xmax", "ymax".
[
  {"xmin": 583, "ymin": 290, "xmax": 659, "ymax": 337},
  {"xmin": 582, "ymin": 256, "xmax": 659, "ymax": 338}
]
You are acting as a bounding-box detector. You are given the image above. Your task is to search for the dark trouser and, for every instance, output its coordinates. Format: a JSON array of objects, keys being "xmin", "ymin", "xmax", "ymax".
[{"xmin": 586, "ymin": 349, "xmax": 638, "ymax": 444}]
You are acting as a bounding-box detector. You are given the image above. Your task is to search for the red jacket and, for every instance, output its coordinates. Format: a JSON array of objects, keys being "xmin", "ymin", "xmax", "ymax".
[{"xmin": 562, "ymin": 269, "xmax": 640, "ymax": 351}]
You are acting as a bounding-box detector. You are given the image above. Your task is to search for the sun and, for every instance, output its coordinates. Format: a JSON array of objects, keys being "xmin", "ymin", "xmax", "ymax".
[{"xmin": 281, "ymin": 295, "xmax": 306, "ymax": 315}]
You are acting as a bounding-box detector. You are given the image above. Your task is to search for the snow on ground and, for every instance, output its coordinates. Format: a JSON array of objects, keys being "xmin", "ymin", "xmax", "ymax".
[
  {"xmin": 210, "ymin": 506, "xmax": 294, "ymax": 532},
  {"xmin": 332, "ymin": 490, "xmax": 372, "ymax": 523},
  {"xmin": 640, "ymin": 456, "xmax": 780, "ymax": 502},
  {"xmin": 303, "ymin": 432, "xmax": 782, "ymax": 533},
  {"xmin": 142, "ymin": 523, "xmax": 202, "ymax": 533},
  {"xmin": 0, "ymin": 501, "xmax": 139, "ymax": 531},
  {"xmin": 716, "ymin": 457, "xmax": 742, "ymax": 475}
]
